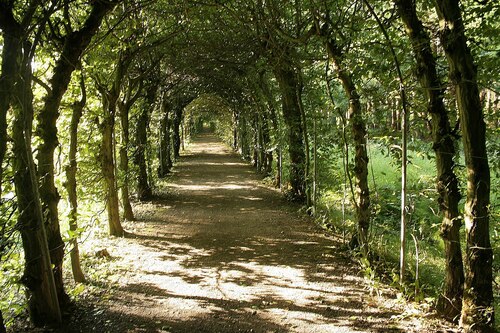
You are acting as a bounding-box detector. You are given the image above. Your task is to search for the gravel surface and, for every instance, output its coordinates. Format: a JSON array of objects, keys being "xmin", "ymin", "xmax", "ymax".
[{"xmin": 13, "ymin": 133, "xmax": 453, "ymax": 333}]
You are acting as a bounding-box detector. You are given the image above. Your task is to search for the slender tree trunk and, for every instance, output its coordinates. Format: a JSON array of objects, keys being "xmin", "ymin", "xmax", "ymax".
[
  {"xmin": 0, "ymin": 31, "xmax": 16, "ymax": 197},
  {"xmin": 99, "ymin": 90, "xmax": 124, "ymax": 237},
  {"xmin": 165, "ymin": 111, "xmax": 173, "ymax": 169},
  {"xmin": 35, "ymin": 0, "xmax": 118, "ymax": 305},
  {"xmin": 232, "ymin": 110, "xmax": 239, "ymax": 150},
  {"xmin": 296, "ymin": 72, "xmax": 312, "ymax": 208},
  {"xmin": 118, "ymin": 100, "xmax": 135, "ymax": 221},
  {"xmin": 173, "ymin": 106, "xmax": 183, "ymax": 159},
  {"xmin": 12, "ymin": 41, "xmax": 61, "ymax": 327},
  {"xmin": 96, "ymin": 52, "xmax": 132, "ymax": 237},
  {"xmin": 158, "ymin": 98, "xmax": 172, "ymax": 177},
  {"xmin": 259, "ymin": 71, "xmax": 281, "ymax": 186},
  {"xmin": 395, "ymin": 0, "xmax": 463, "ymax": 321},
  {"xmin": 325, "ymin": 37, "xmax": 370, "ymax": 256},
  {"xmin": 434, "ymin": 1, "xmax": 493, "ymax": 331},
  {"xmin": 261, "ymin": 110, "xmax": 273, "ymax": 176},
  {"xmin": 64, "ymin": 72, "xmax": 86, "ymax": 283},
  {"xmin": 135, "ymin": 89, "xmax": 154, "ymax": 201},
  {"xmin": 118, "ymin": 80, "xmax": 141, "ymax": 221},
  {"xmin": 158, "ymin": 111, "xmax": 169, "ymax": 177},
  {"xmin": 252, "ymin": 114, "xmax": 260, "ymax": 169},
  {"xmin": 0, "ymin": 310, "xmax": 5, "ymax": 333},
  {"xmin": 273, "ymin": 64, "xmax": 306, "ymax": 202}
]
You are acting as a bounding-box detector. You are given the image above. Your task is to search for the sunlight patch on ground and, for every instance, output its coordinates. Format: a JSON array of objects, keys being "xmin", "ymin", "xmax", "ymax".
[
  {"xmin": 167, "ymin": 183, "xmax": 254, "ymax": 191},
  {"xmin": 193, "ymin": 162, "xmax": 248, "ymax": 166},
  {"xmin": 108, "ymin": 238, "xmax": 365, "ymax": 330},
  {"xmin": 238, "ymin": 196, "xmax": 263, "ymax": 201}
]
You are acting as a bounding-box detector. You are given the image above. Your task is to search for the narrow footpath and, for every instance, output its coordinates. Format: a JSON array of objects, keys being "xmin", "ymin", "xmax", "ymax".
[{"xmin": 64, "ymin": 134, "xmax": 448, "ymax": 333}]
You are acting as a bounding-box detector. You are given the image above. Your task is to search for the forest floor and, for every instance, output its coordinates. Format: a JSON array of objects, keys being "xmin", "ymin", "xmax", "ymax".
[{"xmin": 17, "ymin": 133, "xmax": 455, "ymax": 333}]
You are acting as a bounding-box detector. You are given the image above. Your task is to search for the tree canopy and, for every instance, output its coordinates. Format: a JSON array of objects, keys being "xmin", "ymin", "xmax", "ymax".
[{"xmin": 0, "ymin": 0, "xmax": 498, "ymax": 332}]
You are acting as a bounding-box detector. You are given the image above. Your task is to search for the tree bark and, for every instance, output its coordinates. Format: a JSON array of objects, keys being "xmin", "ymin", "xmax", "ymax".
[
  {"xmin": 296, "ymin": 72, "xmax": 312, "ymax": 208},
  {"xmin": 35, "ymin": 0, "xmax": 118, "ymax": 305},
  {"xmin": 325, "ymin": 37, "xmax": 370, "ymax": 256},
  {"xmin": 0, "ymin": 27, "xmax": 16, "ymax": 197},
  {"xmin": 0, "ymin": 310, "xmax": 5, "ymax": 333},
  {"xmin": 12, "ymin": 41, "xmax": 62, "ymax": 327},
  {"xmin": 158, "ymin": 98, "xmax": 172, "ymax": 177},
  {"xmin": 252, "ymin": 114, "xmax": 260, "ymax": 170},
  {"xmin": 118, "ymin": 101, "xmax": 135, "ymax": 221},
  {"xmin": 273, "ymin": 64, "xmax": 306, "ymax": 202},
  {"xmin": 258, "ymin": 71, "xmax": 280, "ymax": 184},
  {"xmin": 64, "ymin": 72, "xmax": 86, "ymax": 283},
  {"xmin": 173, "ymin": 106, "xmax": 183, "ymax": 159},
  {"xmin": 99, "ymin": 87, "xmax": 124, "ymax": 237},
  {"xmin": 434, "ymin": 1, "xmax": 493, "ymax": 331},
  {"xmin": 261, "ymin": 110, "xmax": 273, "ymax": 176},
  {"xmin": 395, "ymin": 0, "xmax": 463, "ymax": 321},
  {"xmin": 135, "ymin": 87, "xmax": 154, "ymax": 201},
  {"xmin": 232, "ymin": 109, "xmax": 239, "ymax": 150},
  {"xmin": 118, "ymin": 79, "xmax": 141, "ymax": 221}
]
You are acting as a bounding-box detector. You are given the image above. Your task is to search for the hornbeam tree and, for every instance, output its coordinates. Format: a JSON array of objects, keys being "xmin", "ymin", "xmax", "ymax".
[
  {"xmin": 434, "ymin": 0, "xmax": 494, "ymax": 331},
  {"xmin": 394, "ymin": 0, "xmax": 463, "ymax": 321},
  {"xmin": 36, "ymin": 0, "xmax": 119, "ymax": 305},
  {"xmin": 0, "ymin": 2, "xmax": 61, "ymax": 326}
]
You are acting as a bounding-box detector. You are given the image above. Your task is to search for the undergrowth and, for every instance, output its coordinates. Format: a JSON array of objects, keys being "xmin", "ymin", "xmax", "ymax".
[{"xmin": 314, "ymin": 141, "xmax": 499, "ymax": 329}]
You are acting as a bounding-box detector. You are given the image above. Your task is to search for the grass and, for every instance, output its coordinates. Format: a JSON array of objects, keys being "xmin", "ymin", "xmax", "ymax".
[{"xmin": 316, "ymin": 142, "xmax": 499, "ymax": 328}]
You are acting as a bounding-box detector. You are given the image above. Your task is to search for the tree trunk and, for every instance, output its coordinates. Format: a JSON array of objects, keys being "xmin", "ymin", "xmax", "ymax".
[
  {"xmin": 64, "ymin": 72, "xmax": 86, "ymax": 283},
  {"xmin": 118, "ymin": 79, "xmax": 141, "ymax": 221},
  {"xmin": 325, "ymin": 37, "xmax": 370, "ymax": 256},
  {"xmin": 252, "ymin": 115, "xmax": 260, "ymax": 169},
  {"xmin": 273, "ymin": 64, "xmax": 306, "ymax": 202},
  {"xmin": 135, "ymin": 89, "xmax": 154, "ymax": 201},
  {"xmin": 118, "ymin": 101, "xmax": 135, "ymax": 221},
  {"xmin": 158, "ymin": 98, "xmax": 172, "ymax": 177},
  {"xmin": 173, "ymin": 106, "xmax": 183, "ymax": 159},
  {"xmin": 395, "ymin": 0, "xmax": 463, "ymax": 321},
  {"xmin": 0, "ymin": 29, "xmax": 16, "ymax": 196},
  {"xmin": 232, "ymin": 110, "xmax": 239, "ymax": 150},
  {"xmin": 99, "ymin": 89, "xmax": 124, "ymax": 237},
  {"xmin": 12, "ymin": 41, "xmax": 61, "ymax": 327},
  {"xmin": 35, "ymin": 0, "xmax": 118, "ymax": 305},
  {"xmin": 434, "ymin": 1, "xmax": 493, "ymax": 331},
  {"xmin": 261, "ymin": 110, "xmax": 273, "ymax": 176},
  {"xmin": 0, "ymin": 310, "xmax": 5, "ymax": 333},
  {"xmin": 258, "ymin": 73, "xmax": 280, "ymax": 185},
  {"xmin": 296, "ymin": 72, "xmax": 312, "ymax": 209}
]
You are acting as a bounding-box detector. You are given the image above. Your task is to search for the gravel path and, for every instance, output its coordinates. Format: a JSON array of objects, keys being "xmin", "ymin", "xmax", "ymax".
[{"xmin": 49, "ymin": 133, "xmax": 450, "ymax": 333}]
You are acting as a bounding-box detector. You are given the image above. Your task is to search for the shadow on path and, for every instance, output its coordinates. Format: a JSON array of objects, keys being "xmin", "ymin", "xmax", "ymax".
[{"xmin": 60, "ymin": 134, "xmax": 445, "ymax": 333}]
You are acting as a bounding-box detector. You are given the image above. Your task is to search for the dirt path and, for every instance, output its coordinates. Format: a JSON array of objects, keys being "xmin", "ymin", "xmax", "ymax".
[{"xmin": 61, "ymin": 134, "xmax": 449, "ymax": 333}]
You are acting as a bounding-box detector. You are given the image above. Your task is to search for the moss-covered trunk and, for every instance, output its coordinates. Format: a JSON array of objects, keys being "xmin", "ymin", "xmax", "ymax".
[
  {"xmin": 395, "ymin": 0, "xmax": 463, "ymax": 321},
  {"xmin": 434, "ymin": 1, "xmax": 493, "ymax": 331}
]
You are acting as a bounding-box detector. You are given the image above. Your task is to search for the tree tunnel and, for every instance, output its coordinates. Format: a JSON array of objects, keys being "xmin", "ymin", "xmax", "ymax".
[{"xmin": 0, "ymin": 0, "xmax": 497, "ymax": 331}]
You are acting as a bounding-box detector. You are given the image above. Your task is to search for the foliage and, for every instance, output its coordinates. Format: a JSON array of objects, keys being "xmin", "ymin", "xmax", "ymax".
[{"xmin": 0, "ymin": 0, "xmax": 498, "ymax": 330}]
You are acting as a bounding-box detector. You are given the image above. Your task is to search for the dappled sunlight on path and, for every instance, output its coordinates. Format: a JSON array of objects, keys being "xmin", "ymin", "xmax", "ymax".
[{"xmin": 74, "ymin": 134, "xmax": 448, "ymax": 333}]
